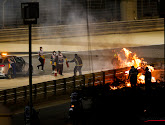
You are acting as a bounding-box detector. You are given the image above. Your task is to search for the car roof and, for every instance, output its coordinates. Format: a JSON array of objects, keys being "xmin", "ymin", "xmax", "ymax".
[{"xmin": 0, "ymin": 55, "xmax": 15, "ymax": 59}]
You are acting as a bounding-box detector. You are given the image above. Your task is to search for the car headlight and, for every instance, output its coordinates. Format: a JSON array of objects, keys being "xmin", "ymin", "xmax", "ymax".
[{"xmin": 1, "ymin": 67, "xmax": 5, "ymax": 73}]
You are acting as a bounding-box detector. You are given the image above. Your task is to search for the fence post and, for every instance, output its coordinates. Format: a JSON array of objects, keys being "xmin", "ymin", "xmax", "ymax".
[
  {"xmin": 102, "ymin": 71, "xmax": 105, "ymax": 85},
  {"xmin": 92, "ymin": 73, "xmax": 95, "ymax": 86},
  {"xmin": 54, "ymin": 80, "xmax": 56, "ymax": 95},
  {"xmin": 4, "ymin": 90, "xmax": 6, "ymax": 104},
  {"xmin": 64, "ymin": 78, "xmax": 66, "ymax": 94},
  {"xmin": 114, "ymin": 70, "xmax": 116, "ymax": 82},
  {"xmin": 83, "ymin": 75, "xmax": 85, "ymax": 87},
  {"xmin": 24, "ymin": 86, "xmax": 27, "ymax": 101},
  {"xmin": 14, "ymin": 88, "xmax": 17, "ymax": 103},
  {"xmin": 73, "ymin": 76, "xmax": 76, "ymax": 90},
  {"xmin": 44, "ymin": 82, "xmax": 47, "ymax": 98},
  {"xmin": 34, "ymin": 84, "xmax": 37, "ymax": 99}
]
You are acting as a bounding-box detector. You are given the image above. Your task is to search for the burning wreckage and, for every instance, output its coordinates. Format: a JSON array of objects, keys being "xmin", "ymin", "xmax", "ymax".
[{"xmin": 110, "ymin": 48, "xmax": 164, "ymax": 90}]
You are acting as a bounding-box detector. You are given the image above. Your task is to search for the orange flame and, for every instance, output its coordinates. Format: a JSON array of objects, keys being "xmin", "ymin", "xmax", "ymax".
[
  {"xmin": 123, "ymin": 48, "xmax": 132, "ymax": 58},
  {"xmin": 119, "ymin": 48, "xmax": 156, "ymax": 84}
]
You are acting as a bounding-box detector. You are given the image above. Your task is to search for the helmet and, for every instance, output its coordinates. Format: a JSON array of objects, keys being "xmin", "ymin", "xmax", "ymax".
[{"xmin": 145, "ymin": 67, "xmax": 149, "ymax": 71}]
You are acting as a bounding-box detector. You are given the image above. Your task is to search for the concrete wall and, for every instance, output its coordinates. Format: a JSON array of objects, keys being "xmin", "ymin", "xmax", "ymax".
[{"xmin": 120, "ymin": 0, "xmax": 137, "ymax": 21}]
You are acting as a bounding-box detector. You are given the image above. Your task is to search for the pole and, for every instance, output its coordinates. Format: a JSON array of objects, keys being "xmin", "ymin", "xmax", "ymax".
[
  {"xmin": 29, "ymin": 23, "xmax": 33, "ymax": 125},
  {"xmin": 59, "ymin": 0, "xmax": 61, "ymax": 24},
  {"xmin": 2, "ymin": 0, "xmax": 8, "ymax": 28},
  {"xmin": 85, "ymin": 0, "xmax": 93, "ymax": 73}
]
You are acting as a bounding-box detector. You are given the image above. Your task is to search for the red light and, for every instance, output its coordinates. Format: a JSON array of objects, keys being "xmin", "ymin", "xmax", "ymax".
[
  {"xmin": 0, "ymin": 65, "xmax": 5, "ymax": 67},
  {"xmin": 71, "ymin": 105, "xmax": 74, "ymax": 108},
  {"xmin": 144, "ymin": 120, "xmax": 165, "ymax": 122}
]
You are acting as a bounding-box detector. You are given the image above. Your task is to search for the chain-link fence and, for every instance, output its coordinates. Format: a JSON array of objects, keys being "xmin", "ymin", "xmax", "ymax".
[{"xmin": 0, "ymin": 0, "xmax": 160, "ymax": 29}]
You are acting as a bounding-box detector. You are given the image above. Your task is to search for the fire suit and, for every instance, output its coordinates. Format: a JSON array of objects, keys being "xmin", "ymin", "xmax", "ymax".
[
  {"xmin": 68, "ymin": 55, "xmax": 83, "ymax": 76},
  {"xmin": 145, "ymin": 68, "xmax": 151, "ymax": 93},
  {"xmin": 50, "ymin": 53, "xmax": 58, "ymax": 73},
  {"xmin": 129, "ymin": 66, "xmax": 138, "ymax": 88},
  {"xmin": 37, "ymin": 50, "xmax": 45, "ymax": 71},
  {"xmin": 8, "ymin": 58, "xmax": 16, "ymax": 78},
  {"xmin": 57, "ymin": 53, "xmax": 66, "ymax": 75}
]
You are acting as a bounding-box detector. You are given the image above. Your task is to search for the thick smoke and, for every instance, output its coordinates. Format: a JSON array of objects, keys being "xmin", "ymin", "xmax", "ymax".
[{"xmin": 35, "ymin": 0, "xmax": 95, "ymax": 52}]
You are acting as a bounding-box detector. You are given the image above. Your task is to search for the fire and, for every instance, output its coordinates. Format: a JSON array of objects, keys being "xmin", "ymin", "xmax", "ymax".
[
  {"xmin": 146, "ymin": 65, "xmax": 154, "ymax": 72},
  {"xmin": 126, "ymin": 82, "xmax": 131, "ymax": 87},
  {"xmin": 151, "ymin": 77, "xmax": 156, "ymax": 83},
  {"xmin": 123, "ymin": 48, "xmax": 132, "ymax": 58},
  {"xmin": 116, "ymin": 48, "xmax": 156, "ymax": 84},
  {"xmin": 121, "ymin": 48, "xmax": 142, "ymax": 68},
  {"xmin": 138, "ymin": 74, "xmax": 145, "ymax": 84}
]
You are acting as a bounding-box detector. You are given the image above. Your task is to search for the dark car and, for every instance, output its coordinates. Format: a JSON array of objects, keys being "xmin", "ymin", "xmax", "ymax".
[{"xmin": 0, "ymin": 53, "xmax": 32, "ymax": 78}]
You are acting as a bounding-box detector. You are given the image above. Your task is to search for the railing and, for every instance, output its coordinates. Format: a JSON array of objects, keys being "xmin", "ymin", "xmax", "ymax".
[
  {"xmin": 0, "ymin": 18, "xmax": 164, "ymax": 43},
  {"xmin": 0, "ymin": 67, "xmax": 130, "ymax": 105}
]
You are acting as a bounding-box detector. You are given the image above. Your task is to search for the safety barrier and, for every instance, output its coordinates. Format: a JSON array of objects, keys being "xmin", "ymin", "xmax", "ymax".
[
  {"xmin": 0, "ymin": 18, "xmax": 164, "ymax": 43},
  {"xmin": 0, "ymin": 67, "xmax": 130, "ymax": 105}
]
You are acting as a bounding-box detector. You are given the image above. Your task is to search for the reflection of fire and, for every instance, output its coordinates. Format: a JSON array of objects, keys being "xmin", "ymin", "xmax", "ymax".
[
  {"xmin": 110, "ymin": 86, "xmax": 118, "ymax": 90},
  {"xmin": 118, "ymin": 48, "xmax": 156, "ymax": 84}
]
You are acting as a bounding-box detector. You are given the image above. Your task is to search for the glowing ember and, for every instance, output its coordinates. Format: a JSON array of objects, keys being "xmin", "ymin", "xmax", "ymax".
[{"xmin": 126, "ymin": 83, "xmax": 131, "ymax": 87}]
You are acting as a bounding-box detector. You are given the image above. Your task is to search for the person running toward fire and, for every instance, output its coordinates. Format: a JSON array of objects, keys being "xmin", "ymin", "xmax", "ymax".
[
  {"xmin": 129, "ymin": 66, "xmax": 138, "ymax": 89},
  {"xmin": 68, "ymin": 54, "xmax": 83, "ymax": 76}
]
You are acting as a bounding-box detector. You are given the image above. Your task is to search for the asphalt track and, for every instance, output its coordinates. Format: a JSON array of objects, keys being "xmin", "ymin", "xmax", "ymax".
[{"xmin": 0, "ymin": 44, "xmax": 164, "ymax": 90}]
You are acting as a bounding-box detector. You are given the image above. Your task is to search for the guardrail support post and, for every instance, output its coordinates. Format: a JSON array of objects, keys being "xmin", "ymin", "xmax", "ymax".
[
  {"xmin": 14, "ymin": 88, "xmax": 17, "ymax": 103},
  {"xmin": 102, "ymin": 71, "xmax": 105, "ymax": 85},
  {"xmin": 34, "ymin": 84, "xmax": 37, "ymax": 99},
  {"xmin": 83, "ymin": 75, "xmax": 85, "ymax": 87},
  {"xmin": 73, "ymin": 76, "xmax": 76, "ymax": 90},
  {"xmin": 4, "ymin": 90, "xmax": 7, "ymax": 104},
  {"xmin": 44, "ymin": 83, "xmax": 47, "ymax": 98},
  {"xmin": 92, "ymin": 73, "xmax": 95, "ymax": 86},
  {"xmin": 54, "ymin": 80, "xmax": 56, "ymax": 95},
  {"xmin": 64, "ymin": 78, "xmax": 66, "ymax": 94},
  {"xmin": 114, "ymin": 70, "xmax": 116, "ymax": 82},
  {"xmin": 24, "ymin": 86, "xmax": 27, "ymax": 101}
]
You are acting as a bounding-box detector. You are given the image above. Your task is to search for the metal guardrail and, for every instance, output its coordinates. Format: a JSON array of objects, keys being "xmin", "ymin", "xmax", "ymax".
[
  {"xmin": 0, "ymin": 67, "xmax": 130, "ymax": 105},
  {"xmin": 0, "ymin": 18, "xmax": 164, "ymax": 43}
]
